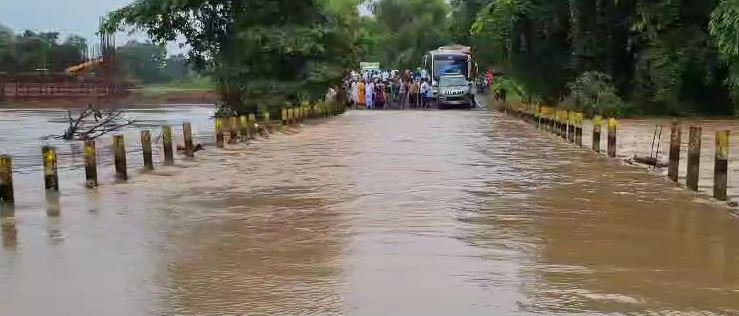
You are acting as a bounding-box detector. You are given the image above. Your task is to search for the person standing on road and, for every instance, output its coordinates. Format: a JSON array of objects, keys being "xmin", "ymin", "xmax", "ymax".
[
  {"xmin": 409, "ymin": 80, "xmax": 420, "ymax": 108},
  {"xmin": 397, "ymin": 79, "xmax": 407, "ymax": 110},
  {"xmin": 358, "ymin": 80, "xmax": 366, "ymax": 108},
  {"xmin": 350, "ymin": 79, "xmax": 359, "ymax": 107},
  {"xmin": 420, "ymin": 79, "xmax": 430, "ymax": 109},
  {"xmin": 367, "ymin": 79, "xmax": 375, "ymax": 109},
  {"xmin": 425, "ymin": 79, "xmax": 435, "ymax": 109},
  {"xmin": 375, "ymin": 79, "xmax": 386, "ymax": 109}
]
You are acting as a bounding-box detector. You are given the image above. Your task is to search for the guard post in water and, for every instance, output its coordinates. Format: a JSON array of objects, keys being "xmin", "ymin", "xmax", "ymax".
[
  {"xmin": 281, "ymin": 108, "xmax": 287, "ymax": 126},
  {"xmin": 0, "ymin": 155, "xmax": 14, "ymax": 209},
  {"xmin": 215, "ymin": 118, "xmax": 225, "ymax": 148},
  {"xmin": 183, "ymin": 122, "xmax": 194, "ymax": 157},
  {"xmin": 113, "ymin": 135, "xmax": 128, "ymax": 181},
  {"xmin": 248, "ymin": 113, "xmax": 257, "ymax": 139},
  {"xmin": 567, "ymin": 111, "xmax": 575, "ymax": 143},
  {"xmin": 84, "ymin": 140, "xmax": 98, "ymax": 188},
  {"xmin": 42, "ymin": 146, "xmax": 59, "ymax": 192},
  {"xmin": 686, "ymin": 126, "xmax": 702, "ymax": 191},
  {"xmin": 592, "ymin": 116, "xmax": 602, "ymax": 152},
  {"xmin": 607, "ymin": 118, "xmax": 617, "ymax": 158},
  {"xmin": 229, "ymin": 117, "xmax": 238, "ymax": 143},
  {"xmin": 239, "ymin": 115, "xmax": 248, "ymax": 141},
  {"xmin": 162, "ymin": 125, "xmax": 174, "ymax": 165},
  {"xmin": 714, "ymin": 130, "xmax": 730, "ymax": 201},
  {"xmin": 141, "ymin": 130, "xmax": 154, "ymax": 171},
  {"xmin": 575, "ymin": 112, "xmax": 583, "ymax": 147},
  {"xmin": 668, "ymin": 121, "xmax": 681, "ymax": 182}
]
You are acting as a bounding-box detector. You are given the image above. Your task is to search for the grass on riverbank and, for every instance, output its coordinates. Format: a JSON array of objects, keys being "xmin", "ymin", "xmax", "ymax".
[{"xmin": 138, "ymin": 77, "xmax": 214, "ymax": 97}]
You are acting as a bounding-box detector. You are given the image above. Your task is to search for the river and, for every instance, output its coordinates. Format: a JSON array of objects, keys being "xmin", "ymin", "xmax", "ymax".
[{"xmin": 0, "ymin": 106, "xmax": 738, "ymax": 315}]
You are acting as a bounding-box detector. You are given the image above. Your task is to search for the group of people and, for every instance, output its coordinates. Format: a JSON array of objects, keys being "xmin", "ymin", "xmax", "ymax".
[{"xmin": 347, "ymin": 70, "xmax": 435, "ymax": 110}]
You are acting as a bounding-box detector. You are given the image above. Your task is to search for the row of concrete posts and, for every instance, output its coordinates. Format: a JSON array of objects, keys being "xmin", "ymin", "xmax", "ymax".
[
  {"xmin": 505, "ymin": 103, "xmax": 731, "ymax": 202},
  {"xmin": 0, "ymin": 102, "xmax": 345, "ymax": 211}
]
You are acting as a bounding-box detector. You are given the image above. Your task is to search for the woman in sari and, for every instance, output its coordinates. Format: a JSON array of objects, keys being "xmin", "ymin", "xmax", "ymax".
[{"xmin": 358, "ymin": 80, "xmax": 367, "ymax": 107}]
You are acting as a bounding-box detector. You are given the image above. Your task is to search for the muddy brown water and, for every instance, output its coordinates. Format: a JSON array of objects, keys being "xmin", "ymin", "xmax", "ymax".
[{"xmin": 1, "ymin": 106, "xmax": 739, "ymax": 315}]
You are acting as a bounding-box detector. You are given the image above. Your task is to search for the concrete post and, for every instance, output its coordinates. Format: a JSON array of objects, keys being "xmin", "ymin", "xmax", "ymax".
[
  {"xmin": 183, "ymin": 122, "xmax": 194, "ymax": 157},
  {"xmin": 714, "ymin": 130, "xmax": 730, "ymax": 200},
  {"xmin": 84, "ymin": 140, "xmax": 98, "ymax": 188},
  {"xmin": 215, "ymin": 118, "xmax": 225, "ymax": 148},
  {"xmin": 668, "ymin": 121, "xmax": 681, "ymax": 182},
  {"xmin": 113, "ymin": 135, "xmax": 127, "ymax": 181},
  {"xmin": 42, "ymin": 146, "xmax": 59, "ymax": 192},
  {"xmin": 607, "ymin": 118, "xmax": 617, "ymax": 158},
  {"xmin": 162, "ymin": 126, "xmax": 174, "ymax": 165},
  {"xmin": 686, "ymin": 126, "xmax": 702, "ymax": 191},
  {"xmin": 0, "ymin": 156, "xmax": 14, "ymax": 207},
  {"xmin": 141, "ymin": 130, "xmax": 153, "ymax": 171}
]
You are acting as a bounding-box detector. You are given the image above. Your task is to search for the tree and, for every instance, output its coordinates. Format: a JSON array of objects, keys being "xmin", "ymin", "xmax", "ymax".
[
  {"xmin": 117, "ymin": 40, "xmax": 170, "ymax": 84},
  {"xmin": 0, "ymin": 23, "xmax": 16, "ymax": 73},
  {"xmin": 469, "ymin": 0, "xmax": 735, "ymax": 116},
  {"xmin": 448, "ymin": 0, "xmax": 488, "ymax": 45},
  {"xmin": 370, "ymin": 0, "xmax": 450, "ymax": 70},
  {"xmin": 710, "ymin": 0, "xmax": 739, "ymax": 109},
  {"xmin": 105, "ymin": 0, "xmax": 357, "ymax": 114}
]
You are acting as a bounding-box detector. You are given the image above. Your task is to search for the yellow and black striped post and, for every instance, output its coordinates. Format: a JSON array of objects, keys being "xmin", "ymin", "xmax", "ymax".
[
  {"xmin": 141, "ymin": 130, "xmax": 154, "ymax": 171},
  {"xmin": 248, "ymin": 113, "xmax": 257, "ymax": 138},
  {"xmin": 668, "ymin": 121, "xmax": 681, "ymax": 182},
  {"xmin": 714, "ymin": 130, "xmax": 730, "ymax": 200},
  {"xmin": 574, "ymin": 113, "xmax": 583, "ymax": 147},
  {"xmin": 229, "ymin": 117, "xmax": 238, "ymax": 143},
  {"xmin": 560, "ymin": 111, "xmax": 567, "ymax": 139},
  {"xmin": 162, "ymin": 126, "xmax": 174, "ymax": 165},
  {"xmin": 567, "ymin": 111, "xmax": 575, "ymax": 143},
  {"xmin": 183, "ymin": 122, "xmax": 194, "ymax": 157},
  {"xmin": 0, "ymin": 155, "xmax": 14, "ymax": 208},
  {"xmin": 686, "ymin": 126, "xmax": 701, "ymax": 191},
  {"xmin": 113, "ymin": 135, "xmax": 127, "ymax": 181},
  {"xmin": 215, "ymin": 118, "xmax": 225, "ymax": 148},
  {"xmin": 607, "ymin": 118, "xmax": 617, "ymax": 158},
  {"xmin": 239, "ymin": 115, "xmax": 248, "ymax": 141},
  {"xmin": 592, "ymin": 116, "xmax": 602, "ymax": 153},
  {"xmin": 84, "ymin": 140, "xmax": 98, "ymax": 188},
  {"xmin": 42, "ymin": 146, "xmax": 59, "ymax": 192}
]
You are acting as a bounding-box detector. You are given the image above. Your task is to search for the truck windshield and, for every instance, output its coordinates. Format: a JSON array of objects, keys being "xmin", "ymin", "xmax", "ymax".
[{"xmin": 433, "ymin": 54, "xmax": 468, "ymax": 80}]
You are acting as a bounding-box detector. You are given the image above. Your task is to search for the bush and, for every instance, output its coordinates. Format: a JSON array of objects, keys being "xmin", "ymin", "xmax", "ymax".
[{"xmin": 563, "ymin": 71, "xmax": 630, "ymax": 117}]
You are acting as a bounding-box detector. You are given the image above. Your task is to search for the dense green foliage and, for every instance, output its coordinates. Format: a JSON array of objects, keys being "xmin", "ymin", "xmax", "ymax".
[
  {"xmin": 0, "ymin": 24, "xmax": 88, "ymax": 74},
  {"xmin": 105, "ymin": 0, "xmax": 358, "ymax": 113},
  {"xmin": 0, "ymin": 23, "xmax": 197, "ymax": 86},
  {"xmin": 117, "ymin": 41, "xmax": 197, "ymax": 84},
  {"xmin": 467, "ymin": 0, "xmax": 739, "ymax": 116},
  {"xmin": 366, "ymin": 0, "xmax": 450, "ymax": 70}
]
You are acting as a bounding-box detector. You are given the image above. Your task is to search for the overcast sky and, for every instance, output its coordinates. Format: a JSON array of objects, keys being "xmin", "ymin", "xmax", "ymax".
[
  {"xmin": 0, "ymin": 0, "xmax": 133, "ymax": 40},
  {"xmin": 0, "ymin": 0, "xmax": 368, "ymax": 54}
]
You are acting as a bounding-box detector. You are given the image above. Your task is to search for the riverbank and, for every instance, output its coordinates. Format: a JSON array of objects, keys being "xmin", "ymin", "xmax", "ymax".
[{"xmin": 0, "ymin": 89, "xmax": 217, "ymax": 109}]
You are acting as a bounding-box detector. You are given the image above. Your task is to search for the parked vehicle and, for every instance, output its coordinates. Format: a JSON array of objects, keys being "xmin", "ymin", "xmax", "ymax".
[{"xmin": 436, "ymin": 74, "xmax": 475, "ymax": 108}]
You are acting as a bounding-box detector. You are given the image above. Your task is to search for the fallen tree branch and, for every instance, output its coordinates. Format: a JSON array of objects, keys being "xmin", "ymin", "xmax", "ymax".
[{"xmin": 52, "ymin": 105, "xmax": 136, "ymax": 141}]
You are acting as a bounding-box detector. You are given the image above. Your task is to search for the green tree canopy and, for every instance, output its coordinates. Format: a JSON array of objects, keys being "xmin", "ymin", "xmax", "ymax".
[
  {"xmin": 105, "ymin": 0, "xmax": 358, "ymax": 113},
  {"xmin": 467, "ymin": 0, "xmax": 736, "ymax": 116},
  {"xmin": 368, "ymin": 0, "xmax": 450, "ymax": 70}
]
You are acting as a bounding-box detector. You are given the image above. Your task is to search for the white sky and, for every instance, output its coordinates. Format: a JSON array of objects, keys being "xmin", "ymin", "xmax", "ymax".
[
  {"xmin": 0, "ymin": 0, "xmax": 368, "ymax": 55},
  {"xmin": 0, "ymin": 0, "xmax": 183, "ymax": 54}
]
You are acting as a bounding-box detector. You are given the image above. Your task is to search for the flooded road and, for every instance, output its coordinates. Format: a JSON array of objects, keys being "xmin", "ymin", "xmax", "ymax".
[{"xmin": 1, "ymin": 106, "xmax": 739, "ymax": 315}]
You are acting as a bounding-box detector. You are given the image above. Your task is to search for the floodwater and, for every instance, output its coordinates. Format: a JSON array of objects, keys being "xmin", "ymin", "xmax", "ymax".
[{"xmin": 1, "ymin": 105, "xmax": 739, "ymax": 315}]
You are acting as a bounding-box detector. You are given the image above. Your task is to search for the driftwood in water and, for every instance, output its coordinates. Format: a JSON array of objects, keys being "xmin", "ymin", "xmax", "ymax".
[
  {"xmin": 629, "ymin": 155, "xmax": 668, "ymax": 168},
  {"xmin": 52, "ymin": 105, "xmax": 136, "ymax": 140},
  {"xmin": 177, "ymin": 143, "xmax": 205, "ymax": 153}
]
